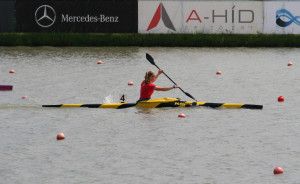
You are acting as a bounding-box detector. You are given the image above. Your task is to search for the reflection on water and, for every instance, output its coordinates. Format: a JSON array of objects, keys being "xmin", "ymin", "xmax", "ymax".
[{"xmin": 0, "ymin": 104, "xmax": 41, "ymax": 109}]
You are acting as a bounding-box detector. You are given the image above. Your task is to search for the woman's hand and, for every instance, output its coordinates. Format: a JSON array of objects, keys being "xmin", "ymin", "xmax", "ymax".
[
  {"xmin": 158, "ymin": 69, "xmax": 164, "ymax": 75},
  {"xmin": 173, "ymin": 85, "xmax": 179, "ymax": 89}
]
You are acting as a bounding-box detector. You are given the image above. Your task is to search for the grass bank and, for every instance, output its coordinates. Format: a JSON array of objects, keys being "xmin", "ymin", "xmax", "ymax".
[{"xmin": 0, "ymin": 33, "xmax": 299, "ymax": 47}]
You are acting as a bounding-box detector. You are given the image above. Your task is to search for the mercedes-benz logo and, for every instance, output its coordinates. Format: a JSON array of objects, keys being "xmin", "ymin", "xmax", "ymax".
[{"xmin": 35, "ymin": 5, "xmax": 56, "ymax": 28}]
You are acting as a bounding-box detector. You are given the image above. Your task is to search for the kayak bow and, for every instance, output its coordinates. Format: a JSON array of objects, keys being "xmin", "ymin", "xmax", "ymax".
[
  {"xmin": 43, "ymin": 98, "xmax": 263, "ymax": 110},
  {"xmin": 0, "ymin": 85, "xmax": 13, "ymax": 91}
]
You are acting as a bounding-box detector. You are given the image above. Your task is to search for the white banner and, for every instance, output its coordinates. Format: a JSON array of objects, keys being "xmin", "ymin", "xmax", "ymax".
[
  {"xmin": 138, "ymin": 0, "xmax": 263, "ymax": 34},
  {"xmin": 264, "ymin": 1, "xmax": 300, "ymax": 34}
]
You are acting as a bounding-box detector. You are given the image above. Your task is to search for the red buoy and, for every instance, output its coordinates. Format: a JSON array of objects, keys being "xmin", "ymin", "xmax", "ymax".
[
  {"xmin": 97, "ymin": 60, "xmax": 104, "ymax": 64},
  {"xmin": 273, "ymin": 167, "xmax": 284, "ymax": 175},
  {"xmin": 56, "ymin": 132, "xmax": 65, "ymax": 140},
  {"xmin": 216, "ymin": 71, "xmax": 222, "ymax": 75},
  {"xmin": 128, "ymin": 81, "xmax": 134, "ymax": 86},
  {"xmin": 278, "ymin": 96, "xmax": 285, "ymax": 102},
  {"xmin": 9, "ymin": 69, "xmax": 15, "ymax": 74},
  {"xmin": 287, "ymin": 61, "xmax": 293, "ymax": 66},
  {"xmin": 178, "ymin": 113, "xmax": 186, "ymax": 118}
]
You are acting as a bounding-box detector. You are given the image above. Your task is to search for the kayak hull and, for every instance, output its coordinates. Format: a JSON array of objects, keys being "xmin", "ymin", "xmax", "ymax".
[{"xmin": 43, "ymin": 97, "xmax": 263, "ymax": 110}]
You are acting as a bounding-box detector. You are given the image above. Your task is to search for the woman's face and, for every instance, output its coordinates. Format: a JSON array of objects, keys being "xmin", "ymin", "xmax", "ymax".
[{"xmin": 150, "ymin": 75, "xmax": 156, "ymax": 83}]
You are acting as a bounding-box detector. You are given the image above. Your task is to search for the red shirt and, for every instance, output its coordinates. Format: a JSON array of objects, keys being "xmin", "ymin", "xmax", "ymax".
[{"xmin": 139, "ymin": 81, "xmax": 156, "ymax": 100}]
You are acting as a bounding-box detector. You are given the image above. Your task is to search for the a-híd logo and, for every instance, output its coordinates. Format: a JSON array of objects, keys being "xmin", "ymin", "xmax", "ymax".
[{"xmin": 147, "ymin": 3, "xmax": 175, "ymax": 31}]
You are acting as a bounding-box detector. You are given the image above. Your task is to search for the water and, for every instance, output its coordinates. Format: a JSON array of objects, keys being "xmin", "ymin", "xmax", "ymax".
[{"xmin": 0, "ymin": 47, "xmax": 299, "ymax": 184}]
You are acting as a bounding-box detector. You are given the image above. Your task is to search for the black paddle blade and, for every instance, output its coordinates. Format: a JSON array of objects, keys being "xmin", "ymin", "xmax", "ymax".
[
  {"xmin": 185, "ymin": 92, "xmax": 197, "ymax": 101},
  {"xmin": 146, "ymin": 53, "xmax": 155, "ymax": 65}
]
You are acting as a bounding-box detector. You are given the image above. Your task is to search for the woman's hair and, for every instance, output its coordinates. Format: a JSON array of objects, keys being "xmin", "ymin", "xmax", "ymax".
[{"xmin": 144, "ymin": 71, "xmax": 155, "ymax": 84}]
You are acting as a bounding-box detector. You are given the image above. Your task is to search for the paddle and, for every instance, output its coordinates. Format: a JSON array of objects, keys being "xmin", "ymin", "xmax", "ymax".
[{"xmin": 146, "ymin": 53, "xmax": 197, "ymax": 101}]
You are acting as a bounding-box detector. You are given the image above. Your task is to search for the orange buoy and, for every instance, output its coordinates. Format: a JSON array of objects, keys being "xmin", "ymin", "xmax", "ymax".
[
  {"xmin": 178, "ymin": 113, "xmax": 186, "ymax": 118},
  {"xmin": 9, "ymin": 69, "xmax": 15, "ymax": 74},
  {"xmin": 216, "ymin": 71, "xmax": 222, "ymax": 75},
  {"xmin": 278, "ymin": 96, "xmax": 285, "ymax": 102},
  {"xmin": 97, "ymin": 60, "xmax": 104, "ymax": 64},
  {"xmin": 56, "ymin": 132, "xmax": 65, "ymax": 140},
  {"xmin": 273, "ymin": 167, "xmax": 284, "ymax": 175},
  {"xmin": 287, "ymin": 61, "xmax": 293, "ymax": 66},
  {"xmin": 128, "ymin": 81, "xmax": 134, "ymax": 86}
]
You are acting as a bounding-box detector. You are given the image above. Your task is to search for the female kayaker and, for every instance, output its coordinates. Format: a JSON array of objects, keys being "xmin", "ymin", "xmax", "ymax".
[{"xmin": 139, "ymin": 69, "xmax": 178, "ymax": 101}]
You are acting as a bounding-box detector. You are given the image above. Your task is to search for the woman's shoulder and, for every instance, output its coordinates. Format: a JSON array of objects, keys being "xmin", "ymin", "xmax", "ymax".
[{"xmin": 141, "ymin": 81, "xmax": 155, "ymax": 87}]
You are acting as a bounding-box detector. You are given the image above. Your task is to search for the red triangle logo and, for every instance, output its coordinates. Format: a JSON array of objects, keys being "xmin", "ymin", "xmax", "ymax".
[{"xmin": 147, "ymin": 3, "xmax": 176, "ymax": 31}]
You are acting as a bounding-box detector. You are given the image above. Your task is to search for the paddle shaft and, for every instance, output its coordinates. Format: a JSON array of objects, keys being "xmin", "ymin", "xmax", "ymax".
[
  {"xmin": 152, "ymin": 63, "xmax": 197, "ymax": 101},
  {"xmin": 153, "ymin": 64, "xmax": 181, "ymax": 90},
  {"xmin": 146, "ymin": 53, "xmax": 197, "ymax": 101}
]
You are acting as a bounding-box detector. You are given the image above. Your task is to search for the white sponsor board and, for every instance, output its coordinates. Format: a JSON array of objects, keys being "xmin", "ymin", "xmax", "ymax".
[
  {"xmin": 264, "ymin": 1, "xmax": 300, "ymax": 34},
  {"xmin": 139, "ymin": 0, "xmax": 263, "ymax": 34}
]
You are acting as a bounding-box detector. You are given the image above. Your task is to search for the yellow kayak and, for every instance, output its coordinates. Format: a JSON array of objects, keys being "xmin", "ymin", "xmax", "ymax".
[{"xmin": 42, "ymin": 97, "xmax": 263, "ymax": 110}]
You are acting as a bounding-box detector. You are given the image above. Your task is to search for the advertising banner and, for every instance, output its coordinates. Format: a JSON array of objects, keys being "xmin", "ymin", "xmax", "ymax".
[
  {"xmin": 16, "ymin": 0, "xmax": 137, "ymax": 33},
  {"xmin": 0, "ymin": 0, "xmax": 16, "ymax": 32},
  {"xmin": 139, "ymin": 0, "xmax": 263, "ymax": 34},
  {"xmin": 264, "ymin": 1, "xmax": 300, "ymax": 34}
]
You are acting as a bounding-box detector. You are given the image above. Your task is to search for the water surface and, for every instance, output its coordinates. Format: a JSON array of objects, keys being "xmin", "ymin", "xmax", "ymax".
[{"xmin": 0, "ymin": 47, "xmax": 299, "ymax": 184}]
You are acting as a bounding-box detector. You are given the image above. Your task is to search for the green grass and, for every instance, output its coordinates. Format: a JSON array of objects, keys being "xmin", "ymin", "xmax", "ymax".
[{"xmin": 0, "ymin": 33, "xmax": 299, "ymax": 47}]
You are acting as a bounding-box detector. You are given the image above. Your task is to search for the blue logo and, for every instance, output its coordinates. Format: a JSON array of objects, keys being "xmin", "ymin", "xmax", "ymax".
[{"xmin": 276, "ymin": 9, "xmax": 300, "ymax": 27}]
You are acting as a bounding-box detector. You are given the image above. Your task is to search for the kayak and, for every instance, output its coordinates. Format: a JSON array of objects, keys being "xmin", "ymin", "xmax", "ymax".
[
  {"xmin": 43, "ymin": 97, "xmax": 263, "ymax": 110},
  {"xmin": 0, "ymin": 85, "xmax": 13, "ymax": 91}
]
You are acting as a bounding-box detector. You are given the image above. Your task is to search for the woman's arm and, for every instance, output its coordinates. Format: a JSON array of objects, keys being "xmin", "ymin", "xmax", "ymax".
[
  {"xmin": 155, "ymin": 85, "xmax": 179, "ymax": 91},
  {"xmin": 153, "ymin": 69, "xmax": 164, "ymax": 82}
]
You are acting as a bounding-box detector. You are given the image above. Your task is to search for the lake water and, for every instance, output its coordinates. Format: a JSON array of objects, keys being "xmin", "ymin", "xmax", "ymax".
[{"xmin": 0, "ymin": 47, "xmax": 299, "ymax": 184}]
